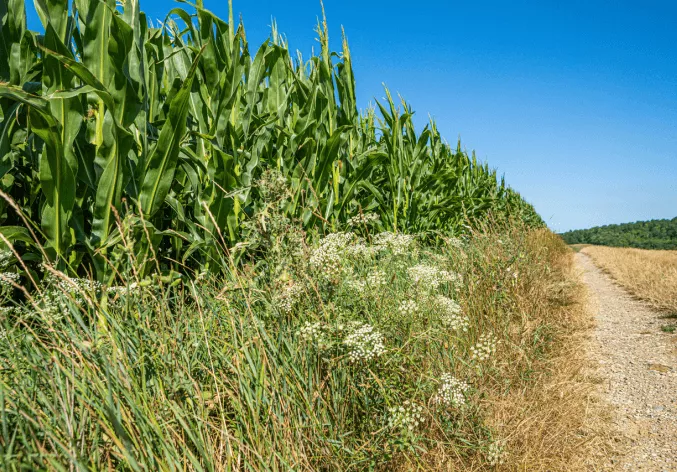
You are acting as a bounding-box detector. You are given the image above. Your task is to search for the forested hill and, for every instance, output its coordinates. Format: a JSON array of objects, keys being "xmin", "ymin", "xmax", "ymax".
[{"xmin": 560, "ymin": 218, "xmax": 677, "ymax": 249}]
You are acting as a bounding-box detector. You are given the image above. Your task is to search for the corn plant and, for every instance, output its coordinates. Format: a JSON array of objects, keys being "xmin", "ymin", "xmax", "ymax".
[{"xmin": 0, "ymin": 0, "xmax": 542, "ymax": 282}]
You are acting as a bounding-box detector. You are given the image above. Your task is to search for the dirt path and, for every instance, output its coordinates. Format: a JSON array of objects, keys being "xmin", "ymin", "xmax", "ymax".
[{"xmin": 575, "ymin": 253, "xmax": 677, "ymax": 471}]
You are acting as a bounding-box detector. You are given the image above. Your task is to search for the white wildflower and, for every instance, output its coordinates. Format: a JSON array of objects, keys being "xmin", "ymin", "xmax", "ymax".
[
  {"xmin": 0, "ymin": 251, "xmax": 13, "ymax": 270},
  {"xmin": 398, "ymin": 299, "xmax": 418, "ymax": 317},
  {"xmin": 486, "ymin": 441, "xmax": 507, "ymax": 466},
  {"xmin": 407, "ymin": 264, "xmax": 442, "ymax": 289},
  {"xmin": 297, "ymin": 322, "xmax": 328, "ymax": 348},
  {"xmin": 347, "ymin": 212, "xmax": 380, "ymax": 227},
  {"xmin": 276, "ymin": 283, "xmax": 304, "ymax": 314},
  {"xmin": 344, "ymin": 242, "xmax": 378, "ymax": 259},
  {"xmin": 447, "ymin": 237, "xmax": 464, "ymax": 249},
  {"xmin": 366, "ymin": 269, "xmax": 388, "ymax": 287},
  {"xmin": 388, "ymin": 400, "xmax": 424, "ymax": 431},
  {"xmin": 470, "ymin": 333, "xmax": 498, "ymax": 362},
  {"xmin": 435, "ymin": 295, "xmax": 469, "ymax": 332},
  {"xmin": 344, "ymin": 278, "xmax": 366, "ymax": 292},
  {"xmin": 373, "ymin": 232, "xmax": 416, "ymax": 256},
  {"xmin": 343, "ymin": 323, "xmax": 385, "ymax": 362},
  {"xmin": 434, "ymin": 373, "xmax": 470, "ymax": 408},
  {"xmin": 310, "ymin": 232, "xmax": 355, "ymax": 280},
  {"xmin": 439, "ymin": 270, "xmax": 462, "ymax": 287},
  {"xmin": 0, "ymin": 272, "xmax": 20, "ymax": 288}
]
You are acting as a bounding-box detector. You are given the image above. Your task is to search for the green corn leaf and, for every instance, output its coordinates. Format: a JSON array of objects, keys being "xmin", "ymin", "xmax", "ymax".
[{"xmin": 139, "ymin": 46, "xmax": 204, "ymax": 217}]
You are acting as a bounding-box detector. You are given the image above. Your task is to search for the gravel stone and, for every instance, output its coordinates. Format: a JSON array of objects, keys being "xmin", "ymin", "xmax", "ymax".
[{"xmin": 577, "ymin": 253, "xmax": 677, "ymax": 471}]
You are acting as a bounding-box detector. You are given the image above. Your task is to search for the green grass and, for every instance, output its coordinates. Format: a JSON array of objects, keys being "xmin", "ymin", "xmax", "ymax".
[
  {"xmin": 660, "ymin": 324, "xmax": 676, "ymax": 333},
  {"xmin": 0, "ymin": 211, "xmax": 572, "ymax": 470}
]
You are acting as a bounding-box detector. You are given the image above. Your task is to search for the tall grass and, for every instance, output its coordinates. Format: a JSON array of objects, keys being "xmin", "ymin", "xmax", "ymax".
[
  {"xmin": 0, "ymin": 183, "xmax": 590, "ymax": 470},
  {"xmin": 0, "ymin": 0, "xmax": 541, "ymax": 282},
  {"xmin": 581, "ymin": 245, "xmax": 677, "ymax": 313}
]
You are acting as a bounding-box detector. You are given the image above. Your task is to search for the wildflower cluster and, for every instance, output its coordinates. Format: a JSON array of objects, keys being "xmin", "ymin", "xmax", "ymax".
[
  {"xmin": 407, "ymin": 264, "xmax": 444, "ymax": 289},
  {"xmin": 275, "ymin": 283, "xmax": 304, "ymax": 314},
  {"xmin": 398, "ymin": 299, "xmax": 418, "ymax": 317},
  {"xmin": 347, "ymin": 212, "xmax": 380, "ymax": 227},
  {"xmin": 310, "ymin": 232, "xmax": 355, "ymax": 280},
  {"xmin": 471, "ymin": 333, "xmax": 498, "ymax": 362},
  {"xmin": 447, "ymin": 237, "xmax": 465, "ymax": 249},
  {"xmin": 344, "ymin": 278, "xmax": 366, "ymax": 292},
  {"xmin": 372, "ymin": 232, "xmax": 416, "ymax": 256},
  {"xmin": 486, "ymin": 441, "xmax": 507, "ymax": 466},
  {"xmin": 441, "ymin": 270, "xmax": 462, "ymax": 287},
  {"xmin": 0, "ymin": 272, "xmax": 20, "ymax": 288},
  {"xmin": 344, "ymin": 242, "xmax": 378, "ymax": 260},
  {"xmin": 435, "ymin": 295, "xmax": 469, "ymax": 332},
  {"xmin": 297, "ymin": 322, "xmax": 329, "ymax": 349},
  {"xmin": 388, "ymin": 401, "xmax": 424, "ymax": 431},
  {"xmin": 257, "ymin": 169, "xmax": 288, "ymax": 202},
  {"xmin": 343, "ymin": 323, "xmax": 386, "ymax": 362},
  {"xmin": 433, "ymin": 373, "xmax": 470, "ymax": 408},
  {"xmin": 0, "ymin": 251, "xmax": 13, "ymax": 270},
  {"xmin": 366, "ymin": 269, "xmax": 388, "ymax": 287},
  {"xmin": 43, "ymin": 272, "xmax": 102, "ymax": 297}
]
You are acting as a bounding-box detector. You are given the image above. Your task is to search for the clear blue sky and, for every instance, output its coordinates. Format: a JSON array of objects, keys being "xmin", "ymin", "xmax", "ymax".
[{"xmin": 27, "ymin": 0, "xmax": 677, "ymax": 232}]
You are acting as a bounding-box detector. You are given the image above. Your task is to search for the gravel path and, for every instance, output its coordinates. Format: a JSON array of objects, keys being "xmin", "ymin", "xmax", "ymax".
[{"xmin": 576, "ymin": 253, "xmax": 677, "ymax": 471}]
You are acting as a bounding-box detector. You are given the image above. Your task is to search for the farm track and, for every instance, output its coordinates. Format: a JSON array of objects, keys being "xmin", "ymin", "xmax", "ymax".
[{"xmin": 576, "ymin": 253, "xmax": 677, "ymax": 471}]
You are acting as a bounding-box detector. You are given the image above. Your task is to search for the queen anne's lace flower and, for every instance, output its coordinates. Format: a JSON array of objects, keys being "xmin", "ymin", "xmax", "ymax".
[
  {"xmin": 297, "ymin": 322, "xmax": 328, "ymax": 347},
  {"xmin": 447, "ymin": 237, "xmax": 464, "ymax": 249},
  {"xmin": 486, "ymin": 441, "xmax": 507, "ymax": 466},
  {"xmin": 276, "ymin": 283, "xmax": 304, "ymax": 314},
  {"xmin": 434, "ymin": 373, "xmax": 470, "ymax": 408},
  {"xmin": 310, "ymin": 232, "xmax": 355, "ymax": 280},
  {"xmin": 344, "ymin": 243, "xmax": 378, "ymax": 259},
  {"xmin": 343, "ymin": 323, "xmax": 385, "ymax": 362},
  {"xmin": 407, "ymin": 264, "xmax": 443, "ymax": 289},
  {"xmin": 344, "ymin": 278, "xmax": 366, "ymax": 292},
  {"xmin": 0, "ymin": 272, "xmax": 20, "ymax": 288},
  {"xmin": 366, "ymin": 269, "xmax": 388, "ymax": 287},
  {"xmin": 372, "ymin": 232, "xmax": 416, "ymax": 256},
  {"xmin": 388, "ymin": 400, "xmax": 424, "ymax": 431},
  {"xmin": 347, "ymin": 212, "xmax": 380, "ymax": 227},
  {"xmin": 439, "ymin": 270, "xmax": 462, "ymax": 287},
  {"xmin": 435, "ymin": 295, "xmax": 469, "ymax": 332},
  {"xmin": 470, "ymin": 333, "xmax": 498, "ymax": 361},
  {"xmin": 398, "ymin": 299, "xmax": 418, "ymax": 316},
  {"xmin": 0, "ymin": 251, "xmax": 13, "ymax": 270}
]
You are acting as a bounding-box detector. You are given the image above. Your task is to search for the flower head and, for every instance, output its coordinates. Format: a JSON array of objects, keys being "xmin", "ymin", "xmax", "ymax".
[
  {"xmin": 388, "ymin": 400, "xmax": 424, "ymax": 431},
  {"xmin": 433, "ymin": 373, "xmax": 470, "ymax": 408}
]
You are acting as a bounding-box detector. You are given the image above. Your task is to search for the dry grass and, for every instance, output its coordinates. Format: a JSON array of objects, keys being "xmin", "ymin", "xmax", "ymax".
[
  {"xmin": 582, "ymin": 245, "xmax": 677, "ymax": 313},
  {"xmin": 409, "ymin": 229, "xmax": 613, "ymax": 471},
  {"xmin": 485, "ymin": 231, "xmax": 613, "ymax": 471}
]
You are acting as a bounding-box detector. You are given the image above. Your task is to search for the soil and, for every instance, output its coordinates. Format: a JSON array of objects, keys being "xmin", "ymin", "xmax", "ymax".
[{"xmin": 576, "ymin": 253, "xmax": 677, "ymax": 471}]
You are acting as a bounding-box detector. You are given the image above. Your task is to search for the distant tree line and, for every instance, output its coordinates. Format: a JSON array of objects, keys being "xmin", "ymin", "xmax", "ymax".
[{"xmin": 559, "ymin": 218, "xmax": 677, "ymax": 250}]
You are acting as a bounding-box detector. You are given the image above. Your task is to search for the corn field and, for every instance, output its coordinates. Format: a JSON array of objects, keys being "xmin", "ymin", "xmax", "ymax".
[{"xmin": 0, "ymin": 0, "xmax": 542, "ymax": 282}]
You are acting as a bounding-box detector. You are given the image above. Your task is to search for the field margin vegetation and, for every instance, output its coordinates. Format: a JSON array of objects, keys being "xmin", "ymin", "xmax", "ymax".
[
  {"xmin": 581, "ymin": 245, "xmax": 677, "ymax": 314},
  {"xmin": 0, "ymin": 190, "xmax": 608, "ymax": 470}
]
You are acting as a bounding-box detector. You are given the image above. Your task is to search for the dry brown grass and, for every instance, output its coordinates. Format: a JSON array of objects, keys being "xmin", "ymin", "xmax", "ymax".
[
  {"xmin": 405, "ymin": 228, "xmax": 613, "ymax": 471},
  {"xmin": 582, "ymin": 245, "xmax": 677, "ymax": 313},
  {"xmin": 486, "ymin": 230, "xmax": 613, "ymax": 471}
]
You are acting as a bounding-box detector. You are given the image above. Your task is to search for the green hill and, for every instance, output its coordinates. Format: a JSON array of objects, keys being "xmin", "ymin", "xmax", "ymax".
[{"xmin": 560, "ymin": 218, "xmax": 677, "ymax": 249}]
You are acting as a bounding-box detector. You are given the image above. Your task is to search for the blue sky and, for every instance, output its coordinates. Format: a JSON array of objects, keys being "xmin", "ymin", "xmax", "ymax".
[{"xmin": 28, "ymin": 1, "xmax": 677, "ymax": 231}]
